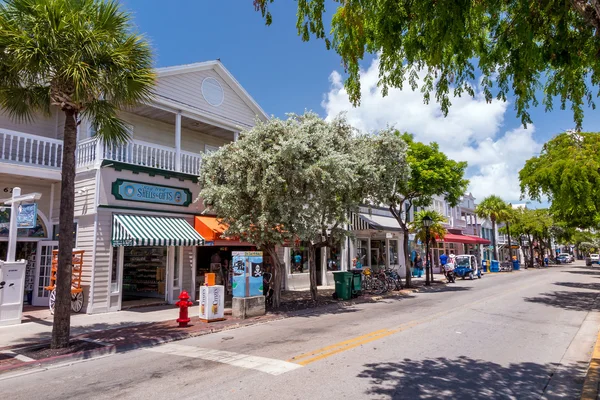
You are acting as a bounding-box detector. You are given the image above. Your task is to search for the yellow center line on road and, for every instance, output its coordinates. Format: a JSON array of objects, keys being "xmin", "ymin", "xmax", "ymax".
[
  {"xmin": 288, "ymin": 276, "xmax": 550, "ymax": 367},
  {"xmin": 289, "ymin": 311, "xmax": 447, "ymax": 366}
]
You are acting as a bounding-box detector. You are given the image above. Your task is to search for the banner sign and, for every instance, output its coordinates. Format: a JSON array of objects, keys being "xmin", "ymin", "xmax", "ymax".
[
  {"xmin": 111, "ymin": 179, "xmax": 192, "ymax": 207},
  {"xmin": 16, "ymin": 203, "xmax": 37, "ymax": 228},
  {"xmin": 231, "ymin": 251, "xmax": 263, "ymax": 298}
]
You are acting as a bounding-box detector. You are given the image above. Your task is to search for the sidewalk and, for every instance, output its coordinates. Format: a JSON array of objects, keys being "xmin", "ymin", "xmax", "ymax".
[{"xmin": 0, "ymin": 277, "xmax": 448, "ymax": 375}]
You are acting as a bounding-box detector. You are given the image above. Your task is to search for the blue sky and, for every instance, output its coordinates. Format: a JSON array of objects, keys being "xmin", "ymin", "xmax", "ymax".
[{"xmin": 121, "ymin": 0, "xmax": 599, "ymax": 203}]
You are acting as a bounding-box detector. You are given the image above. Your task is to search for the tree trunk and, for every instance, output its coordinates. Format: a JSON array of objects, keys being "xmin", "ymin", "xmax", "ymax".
[
  {"xmin": 265, "ymin": 246, "xmax": 284, "ymax": 308},
  {"xmin": 51, "ymin": 110, "xmax": 77, "ymax": 349},
  {"xmin": 506, "ymin": 221, "xmax": 512, "ymax": 260},
  {"xmin": 491, "ymin": 219, "xmax": 498, "ymax": 261},
  {"xmin": 519, "ymin": 236, "xmax": 526, "ymax": 268},
  {"xmin": 402, "ymin": 226, "xmax": 412, "ymax": 288},
  {"xmin": 308, "ymin": 244, "xmax": 318, "ymax": 301},
  {"xmin": 528, "ymin": 234, "xmax": 535, "ymax": 268}
]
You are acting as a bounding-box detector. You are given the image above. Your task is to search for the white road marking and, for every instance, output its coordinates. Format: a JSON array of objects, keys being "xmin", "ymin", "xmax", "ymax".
[
  {"xmin": 0, "ymin": 350, "xmax": 34, "ymax": 362},
  {"xmin": 145, "ymin": 343, "xmax": 302, "ymax": 376}
]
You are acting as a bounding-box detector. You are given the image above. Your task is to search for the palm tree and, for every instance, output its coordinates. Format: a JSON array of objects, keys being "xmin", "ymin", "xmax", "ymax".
[
  {"xmin": 0, "ymin": 0, "xmax": 154, "ymax": 348},
  {"xmin": 411, "ymin": 210, "xmax": 446, "ymax": 284},
  {"xmin": 476, "ymin": 195, "xmax": 509, "ymax": 261}
]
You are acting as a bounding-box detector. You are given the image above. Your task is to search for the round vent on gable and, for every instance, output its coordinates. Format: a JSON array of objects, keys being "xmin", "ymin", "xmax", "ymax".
[{"xmin": 201, "ymin": 77, "xmax": 224, "ymax": 107}]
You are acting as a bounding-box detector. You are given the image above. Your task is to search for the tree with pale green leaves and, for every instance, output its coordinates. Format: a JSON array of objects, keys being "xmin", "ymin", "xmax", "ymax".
[
  {"xmin": 200, "ymin": 113, "xmax": 370, "ymax": 304},
  {"xmin": 520, "ymin": 131, "xmax": 600, "ymax": 229},
  {"xmin": 410, "ymin": 210, "xmax": 446, "ymax": 285},
  {"xmin": 366, "ymin": 131, "xmax": 468, "ymax": 287},
  {"xmin": 254, "ymin": 0, "xmax": 600, "ymax": 129},
  {"xmin": 0, "ymin": 0, "xmax": 154, "ymax": 349}
]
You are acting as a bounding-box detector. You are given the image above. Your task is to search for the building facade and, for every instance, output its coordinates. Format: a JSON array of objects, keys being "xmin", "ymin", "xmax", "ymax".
[{"xmin": 0, "ymin": 61, "xmax": 269, "ymax": 313}]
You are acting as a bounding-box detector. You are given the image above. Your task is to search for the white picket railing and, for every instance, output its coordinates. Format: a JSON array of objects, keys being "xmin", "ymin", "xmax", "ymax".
[
  {"xmin": 75, "ymin": 137, "xmax": 203, "ymax": 174},
  {"xmin": 0, "ymin": 128, "xmax": 63, "ymax": 169}
]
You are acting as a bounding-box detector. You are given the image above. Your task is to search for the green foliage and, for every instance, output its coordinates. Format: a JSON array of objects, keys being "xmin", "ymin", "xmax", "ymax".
[
  {"xmin": 0, "ymin": 0, "xmax": 155, "ymax": 142},
  {"xmin": 368, "ymin": 131, "xmax": 469, "ymax": 215},
  {"xmin": 254, "ymin": 0, "xmax": 600, "ymax": 128},
  {"xmin": 410, "ymin": 210, "xmax": 447, "ymax": 247},
  {"xmin": 199, "ymin": 112, "xmax": 370, "ymax": 302},
  {"xmin": 475, "ymin": 195, "xmax": 510, "ymax": 224},
  {"xmin": 519, "ymin": 132, "xmax": 600, "ymax": 228}
]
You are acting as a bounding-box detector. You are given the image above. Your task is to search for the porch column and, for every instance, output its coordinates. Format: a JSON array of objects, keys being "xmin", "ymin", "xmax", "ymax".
[
  {"xmin": 385, "ymin": 237, "xmax": 390, "ymax": 270},
  {"xmin": 234, "ymin": 131, "xmax": 240, "ymax": 142},
  {"xmin": 397, "ymin": 237, "xmax": 404, "ymax": 277},
  {"xmin": 175, "ymin": 112, "xmax": 182, "ymax": 172}
]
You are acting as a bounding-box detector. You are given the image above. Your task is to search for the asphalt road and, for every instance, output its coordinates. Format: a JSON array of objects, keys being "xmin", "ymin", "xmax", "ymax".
[{"xmin": 2, "ymin": 263, "xmax": 600, "ymax": 400}]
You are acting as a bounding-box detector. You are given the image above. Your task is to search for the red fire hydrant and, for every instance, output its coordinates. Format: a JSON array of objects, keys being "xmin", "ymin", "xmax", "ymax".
[{"xmin": 176, "ymin": 291, "xmax": 193, "ymax": 327}]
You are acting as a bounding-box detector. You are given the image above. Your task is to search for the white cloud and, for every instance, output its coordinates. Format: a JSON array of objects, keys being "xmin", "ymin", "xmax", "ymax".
[{"xmin": 321, "ymin": 58, "xmax": 543, "ymax": 203}]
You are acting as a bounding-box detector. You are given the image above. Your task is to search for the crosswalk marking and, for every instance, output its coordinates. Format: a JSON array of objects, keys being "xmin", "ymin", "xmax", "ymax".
[{"xmin": 146, "ymin": 343, "xmax": 302, "ymax": 376}]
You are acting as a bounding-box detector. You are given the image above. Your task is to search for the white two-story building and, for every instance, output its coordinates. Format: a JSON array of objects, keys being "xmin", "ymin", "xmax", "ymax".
[{"xmin": 0, "ymin": 61, "xmax": 269, "ymax": 313}]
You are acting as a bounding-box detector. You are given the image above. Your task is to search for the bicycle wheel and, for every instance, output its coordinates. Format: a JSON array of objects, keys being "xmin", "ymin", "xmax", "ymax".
[{"xmin": 372, "ymin": 277, "xmax": 387, "ymax": 295}]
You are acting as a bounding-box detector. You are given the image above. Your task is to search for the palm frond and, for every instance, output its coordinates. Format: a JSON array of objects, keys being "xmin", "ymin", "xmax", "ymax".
[{"xmin": 82, "ymin": 99, "xmax": 130, "ymax": 145}]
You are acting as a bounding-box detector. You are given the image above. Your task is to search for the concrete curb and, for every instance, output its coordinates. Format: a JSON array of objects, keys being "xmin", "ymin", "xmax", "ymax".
[{"xmin": 580, "ymin": 294, "xmax": 600, "ymax": 400}]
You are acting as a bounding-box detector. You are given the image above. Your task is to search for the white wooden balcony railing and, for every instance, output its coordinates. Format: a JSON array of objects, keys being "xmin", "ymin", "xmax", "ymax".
[
  {"xmin": 0, "ymin": 130, "xmax": 203, "ymax": 174},
  {"xmin": 0, "ymin": 128, "xmax": 63, "ymax": 169},
  {"xmin": 76, "ymin": 138, "xmax": 203, "ymax": 174}
]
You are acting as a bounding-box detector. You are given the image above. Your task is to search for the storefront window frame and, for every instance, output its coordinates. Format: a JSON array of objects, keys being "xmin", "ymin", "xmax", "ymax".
[
  {"xmin": 110, "ymin": 246, "xmax": 123, "ymax": 294},
  {"xmin": 290, "ymin": 242, "xmax": 310, "ymax": 274},
  {"xmin": 355, "ymin": 237, "xmax": 370, "ymax": 268}
]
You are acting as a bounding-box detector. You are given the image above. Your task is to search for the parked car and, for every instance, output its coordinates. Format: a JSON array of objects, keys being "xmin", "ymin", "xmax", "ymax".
[
  {"xmin": 558, "ymin": 253, "xmax": 574, "ymax": 263},
  {"xmin": 587, "ymin": 254, "xmax": 600, "ymax": 266},
  {"xmin": 556, "ymin": 254, "xmax": 570, "ymax": 264}
]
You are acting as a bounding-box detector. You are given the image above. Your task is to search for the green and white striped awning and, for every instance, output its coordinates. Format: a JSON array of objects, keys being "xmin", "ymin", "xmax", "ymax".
[{"xmin": 112, "ymin": 214, "xmax": 205, "ymax": 247}]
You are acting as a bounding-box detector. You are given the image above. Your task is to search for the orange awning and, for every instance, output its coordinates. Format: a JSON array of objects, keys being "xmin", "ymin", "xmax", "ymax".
[
  {"xmin": 194, "ymin": 216, "xmax": 230, "ymax": 242},
  {"xmin": 194, "ymin": 216, "xmax": 254, "ymax": 246}
]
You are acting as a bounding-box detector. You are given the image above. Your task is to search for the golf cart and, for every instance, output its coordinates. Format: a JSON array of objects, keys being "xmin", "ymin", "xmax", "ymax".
[{"xmin": 453, "ymin": 254, "xmax": 482, "ymax": 280}]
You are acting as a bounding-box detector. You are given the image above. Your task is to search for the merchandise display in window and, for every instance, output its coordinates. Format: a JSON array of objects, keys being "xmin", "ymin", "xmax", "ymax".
[{"xmin": 122, "ymin": 247, "xmax": 166, "ymax": 301}]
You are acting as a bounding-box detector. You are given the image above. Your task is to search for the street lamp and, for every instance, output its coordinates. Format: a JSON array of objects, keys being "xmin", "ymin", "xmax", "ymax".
[{"xmin": 423, "ymin": 215, "xmax": 432, "ymax": 286}]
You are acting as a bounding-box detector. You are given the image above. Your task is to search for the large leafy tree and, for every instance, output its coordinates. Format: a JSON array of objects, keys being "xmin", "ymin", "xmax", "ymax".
[
  {"xmin": 366, "ymin": 131, "xmax": 468, "ymax": 287},
  {"xmin": 520, "ymin": 131, "xmax": 600, "ymax": 229},
  {"xmin": 475, "ymin": 195, "xmax": 509, "ymax": 261},
  {"xmin": 200, "ymin": 117, "xmax": 295, "ymax": 308},
  {"xmin": 284, "ymin": 114, "xmax": 370, "ymax": 301},
  {"xmin": 0, "ymin": 0, "xmax": 154, "ymax": 348},
  {"xmin": 255, "ymin": 0, "xmax": 600, "ymax": 129},
  {"xmin": 200, "ymin": 113, "xmax": 369, "ymax": 304},
  {"xmin": 410, "ymin": 210, "xmax": 446, "ymax": 285}
]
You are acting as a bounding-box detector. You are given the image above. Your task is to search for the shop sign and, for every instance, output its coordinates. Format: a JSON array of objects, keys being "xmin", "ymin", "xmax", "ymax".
[
  {"xmin": 111, "ymin": 179, "xmax": 192, "ymax": 207},
  {"xmin": 16, "ymin": 203, "xmax": 37, "ymax": 228}
]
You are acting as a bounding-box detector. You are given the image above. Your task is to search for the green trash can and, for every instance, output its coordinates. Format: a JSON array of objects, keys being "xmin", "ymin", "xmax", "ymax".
[
  {"xmin": 333, "ymin": 271, "xmax": 352, "ymax": 300},
  {"xmin": 349, "ymin": 269, "xmax": 363, "ymax": 296}
]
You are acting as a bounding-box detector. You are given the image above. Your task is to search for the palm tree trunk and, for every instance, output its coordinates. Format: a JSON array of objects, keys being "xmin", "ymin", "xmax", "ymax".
[
  {"xmin": 265, "ymin": 246, "xmax": 283, "ymax": 308},
  {"xmin": 51, "ymin": 110, "xmax": 77, "ymax": 349},
  {"xmin": 492, "ymin": 219, "xmax": 498, "ymax": 261},
  {"xmin": 308, "ymin": 244, "xmax": 318, "ymax": 301}
]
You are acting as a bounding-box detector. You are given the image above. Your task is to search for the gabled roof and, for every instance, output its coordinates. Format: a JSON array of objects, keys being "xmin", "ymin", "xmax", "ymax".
[{"xmin": 154, "ymin": 60, "xmax": 268, "ymax": 121}]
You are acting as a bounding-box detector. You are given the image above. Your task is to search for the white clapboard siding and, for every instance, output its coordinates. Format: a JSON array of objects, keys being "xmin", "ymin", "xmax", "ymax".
[
  {"xmin": 74, "ymin": 172, "xmax": 96, "ymax": 217},
  {"xmin": 0, "ymin": 109, "xmax": 59, "ymax": 139},
  {"xmin": 91, "ymin": 209, "xmax": 112, "ymax": 312},
  {"xmin": 155, "ymin": 69, "xmax": 258, "ymax": 128}
]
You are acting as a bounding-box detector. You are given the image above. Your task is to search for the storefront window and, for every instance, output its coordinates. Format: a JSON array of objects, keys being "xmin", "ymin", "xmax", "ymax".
[
  {"xmin": 122, "ymin": 247, "xmax": 167, "ymax": 301},
  {"xmin": 291, "ymin": 243, "xmax": 309, "ymax": 273},
  {"xmin": 327, "ymin": 246, "xmax": 341, "ymax": 271},
  {"xmin": 111, "ymin": 247, "xmax": 120, "ymax": 293},
  {"xmin": 356, "ymin": 238, "xmax": 368, "ymax": 267},
  {"xmin": 389, "ymin": 240, "xmax": 398, "ymax": 266},
  {"xmin": 173, "ymin": 247, "xmax": 180, "ymax": 288},
  {"xmin": 371, "ymin": 240, "xmax": 386, "ymax": 269}
]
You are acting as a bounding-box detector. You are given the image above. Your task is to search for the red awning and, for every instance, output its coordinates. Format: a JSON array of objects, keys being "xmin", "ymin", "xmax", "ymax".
[
  {"xmin": 465, "ymin": 235, "xmax": 491, "ymax": 245},
  {"xmin": 441, "ymin": 233, "xmax": 479, "ymax": 244}
]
